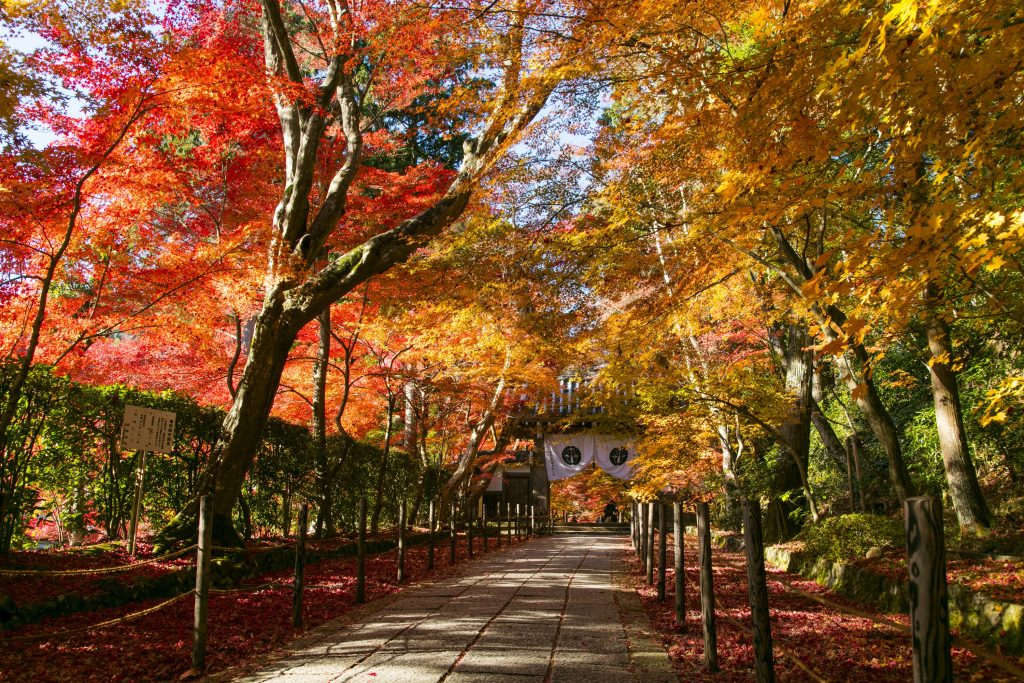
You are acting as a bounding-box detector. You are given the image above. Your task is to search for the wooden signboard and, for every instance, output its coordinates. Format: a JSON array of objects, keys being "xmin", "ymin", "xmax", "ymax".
[{"xmin": 120, "ymin": 405, "xmax": 176, "ymax": 453}]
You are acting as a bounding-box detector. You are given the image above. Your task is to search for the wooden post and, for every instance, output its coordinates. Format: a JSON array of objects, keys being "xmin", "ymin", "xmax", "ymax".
[
  {"xmin": 530, "ymin": 505, "xmax": 535, "ymax": 537},
  {"xmin": 674, "ymin": 501, "xmax": 686, "ymax": 631},
  {"xmin": 515, "ymin": 503, "xmax": 521, "ymax": 539},
  {"xmin": 638, "ymin": 503, "xmax": 645, "ymax": 560},
  {"xmin": 629, "ymin": 503, "xmax": 634, "ymax": 548},
  {"xmin": 742, "ymin": 497, "xmax": 775, "ymax": 683},
  {"xmin": 496, "ymin": 502, "xmax": 502, "ymax": 549},
  {"xmin": 507, "ymin": 503, "xmax": 513, "ymax": 544},
  {"xmin": 905, "ymin": 496, "xmax": 953, "ymax": 683},
  {"xmin": 397, "ymin": 499, "xmax": 406, "ymax": 583},
  {"xmin": 628, "ymin": 503, "xmax": 632, "ymax": 543},
  {"xmin": 127, "ymin": 451, "xmax": 147, "ymax": 557},
  {"xmin": 639, "ymin": 501, "xmax": 647, "ymax": 564},
  {"xmin": 467, "ymin": 505, "xmax": 474, "ymax": 559},
  {"xmin": 632, "ymin": 502, "xmax": 639, "ymax": 555},
  {"xmin": 427, "ymin": 499, "xmax": 435, "ymax": 570},
  {"xmin": 658, "ymin": 502, "xmax": 667, "ymax": 602},
  {"xmin": 192, "ymin": 495, "xmax": 212, "ymax": 672},
  {"xmin": 646, "ymin": 502, "xmax": 655, "ymax": 586},
  {"xmin": 636, "ymin": 502, "xmax": 642, "ymax": 554},
  {"xmin": 356, "ymin": 496, "xmax": 367, "ymax": 603},
  {"xmin": 696, "ymin": 501, "xmax": 718, "ymax": 673},
  {"xmin": 482, "ymin": 504, "xmax": 489, "ymax": 553},
  {"xmin": 449, "ymin": 500, "xmax": 457, "ymax": 564},
  {"xmin": 292, "ymin": 503, "xmax": 308, "ymax": 627}
]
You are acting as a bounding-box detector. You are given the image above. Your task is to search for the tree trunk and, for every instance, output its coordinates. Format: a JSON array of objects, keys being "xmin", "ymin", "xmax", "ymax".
[
  {"xmin": 404, "ymin": 381, "xmax": 418, "ymax": 456},
  {"xmin": 847, "ymin": 436, "xmax": 867, "ymax": 512},
  {"xmin": 154, "ymin": 293, "xmax": 303, "ymax": 551},
  {"xmin": 688, "ymin": 333, "xmax": 742, "ymax": 531},
  {"xmin": 238, "ymin": 492, "xmax": 254, "ymax": 541},
  {"xmin": 410, "ymin": 471, "xmax": 426, "ymax": 530},
  {"xmin": 718, "ymin": 427, "xmax": 743, "ymax": 532},
  {"xmin": 810, "ymin": 399, "xmax": 848, "ymax": 469},
  {"xmin": 767, "ymin": 324, "xmax": 819, "ymax": 541},
  {"xmin": 151, "ymin": 0, "xmax": 575, "ymax": 552},
  {"xmin": 440, "ymin": 364, "xmax": 510, "ymax": 506},
  {"xmin": 768, "ymin": 225, "xmax": 915, "ymax": 502},
  {"xmin": 282, "ymin": 484, "xmax": 292, "ymax": 537},
  {"xmin": 925, "ymin": 287, "xmax": 990, "ymax": 533},
  {"xmin": 311, "ymin": 307, "xmax": 331, "ymax": 539},
  {"xmin": 466, "ymin": 464, "xmax": 499, "ymax": 510},
  {"xmin": 837, "ymin": 346, "xmax": 916, "ymax": 501},
  {"xmin": 371, "ymin": 395, "xmax": 396, "ymax": 534}
]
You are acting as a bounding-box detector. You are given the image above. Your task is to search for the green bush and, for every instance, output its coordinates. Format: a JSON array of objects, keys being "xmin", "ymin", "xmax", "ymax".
[{"xmin": 798, "ymin": 513, "xmax": 904, "ymax": 562}]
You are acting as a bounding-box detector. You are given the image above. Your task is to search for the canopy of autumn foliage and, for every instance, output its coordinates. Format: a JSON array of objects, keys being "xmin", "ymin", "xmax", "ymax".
[{"xmin": 2, "ymin": 0, "xmax": 1024, "ymax": 551}]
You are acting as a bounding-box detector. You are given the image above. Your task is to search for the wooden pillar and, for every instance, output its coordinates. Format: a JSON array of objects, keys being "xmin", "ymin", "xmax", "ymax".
[
  {"xmin": 292, "ymin": 503, "xmax": 308, "ymax": 626},
  {"xmin": 427, "ymin": 499, "xmax": 435, "ymax": 570},
  {"xmin": 127, "ymin": 451, "xmax": 147, "ymax": 557},
  {"xmin": 530, "ymin": 505, "xmax": 535, "ymax": 537},
  {"xmin": 467, "ymin": 505, "xmax": 474, "ymax": 558},
  {"xmin": 515, "ymin": 504, "xmax": 521, "ymax": 539},
  {"xmin": 742, "ymin": 497, "xmax": 775, "ymax": 683},
  {"xmin": 646, "ymin": 502, "xmax": 655, "ymax": 586},
  {"xmin": 356, "ymin": 496, "xmax": 367, "ymax": 603},
  {"xmin": 192, "ymin": 495, "xmax": 212, "ymax": 672},
  {"xmin": 496, "ymin": 502, "xmax": 502, "ymax": 548},
  {"xmin": 397, "ymin": 499, "xmax": 406, "ymax": 583},
  {"xmin": 630, "ymin": 501, "xmax": 638, "ymax": 557},
  {"xmin": 640, "ymin": 502, "xmax": 648, "ymax": 565},
  {"xmin": 507, "ymin": 503, "xmax": 513, "ymax": 544},
  {"xmin": 630, "ymin": 503, "xmax": 636, "ymax": 552},
  {"xmin": 674, "ymin": 501, "xmax": 686, "ymax": 631},
  {"xmin": 482, "ymin": 504, "xmax": 489, "ymax": 553},
  {"xmin": 449, "ymin": 500, "xmax": 457, "ymax": 564},
  {"xmin": 696, "ymin": 501, "xmax": 719, "ymax": 673},
  {"xmin": 905, "ymin": 496, "xmax": 953, "ymax": 683},
  {"xmin": 658, "ymin": 502, "xmax": 668, "ymax": 601}
]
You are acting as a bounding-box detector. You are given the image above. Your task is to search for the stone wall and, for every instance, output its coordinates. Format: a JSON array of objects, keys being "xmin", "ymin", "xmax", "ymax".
[{"xmin": 758, "ymin": 543, "xmax": 1024, "ymax": 655}]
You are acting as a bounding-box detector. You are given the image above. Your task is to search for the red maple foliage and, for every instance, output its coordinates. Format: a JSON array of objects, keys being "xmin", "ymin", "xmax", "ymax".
[{"xmin": 0, "ymin": 534, "xmax": 526, "ymax": 682}]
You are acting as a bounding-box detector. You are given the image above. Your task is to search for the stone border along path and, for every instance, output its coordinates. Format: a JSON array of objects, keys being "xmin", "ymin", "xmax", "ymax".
[{"xmin": 230, "ymin": 535, "xmax": 679, "ymax": 683}]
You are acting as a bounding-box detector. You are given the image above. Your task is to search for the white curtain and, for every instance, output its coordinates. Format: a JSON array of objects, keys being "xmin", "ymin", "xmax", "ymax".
[
  {"xmin": 593, "ymin": 435, "xmax": 637, "ymax": 480},
  {"xmin": 544, "ymin": 434, "xmax": 596, "ymax": 481}
]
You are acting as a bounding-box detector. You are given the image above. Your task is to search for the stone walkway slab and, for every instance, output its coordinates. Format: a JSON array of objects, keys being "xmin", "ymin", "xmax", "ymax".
[{"xmin": 231, "ymin": 535, "xmax": 677, "ymax": 683}]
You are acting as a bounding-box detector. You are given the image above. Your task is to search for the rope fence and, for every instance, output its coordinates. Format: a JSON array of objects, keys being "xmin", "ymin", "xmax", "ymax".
[
  {"xmin": 677, "ymin": 561, "xmax": 829, "ymax": 682},
  {"xmin": 0, "ymin": 544, "xmax": 198, "ymax": 576},
  {"xmin": 0, "ymin": 508, "xmax": 537, "ymax": 649},
  {"xmin": 210, "ymin": 578, "xmax": 288, "ymax": 594},
  {"xmin": 210, "ymin": 542, "xmax": 294, "ymax": 555},
  {"xmin": 0, "ymin": 590, "xmax": 193, "ymax": 643}
]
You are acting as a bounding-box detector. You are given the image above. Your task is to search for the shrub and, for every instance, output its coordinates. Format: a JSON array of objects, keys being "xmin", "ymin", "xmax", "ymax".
[{"xmin": 798, "ymin": 513, "xmax": 904, "ymax": 562}]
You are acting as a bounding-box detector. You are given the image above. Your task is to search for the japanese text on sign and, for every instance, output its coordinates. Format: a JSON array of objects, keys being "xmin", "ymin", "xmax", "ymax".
[{"xmin": 120, "ymin": 405, "xmax": 176, "ymax": 453}]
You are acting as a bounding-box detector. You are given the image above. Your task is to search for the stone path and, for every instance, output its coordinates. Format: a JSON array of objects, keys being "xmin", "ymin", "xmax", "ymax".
[{"xmin": 232, "ymin": 535, "xmax": 678, "ymax": 683}]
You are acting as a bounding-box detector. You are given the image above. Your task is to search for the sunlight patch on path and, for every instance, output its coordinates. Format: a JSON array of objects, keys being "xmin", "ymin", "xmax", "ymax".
[{"xmin": 231, "ymin": 535, "xmax": 677, "ymax": 683}]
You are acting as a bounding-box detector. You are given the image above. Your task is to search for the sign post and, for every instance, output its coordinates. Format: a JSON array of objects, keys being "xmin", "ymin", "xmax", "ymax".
[{"xmin": 120, "ymin": 405, "xmax": 176, "ymax": 555}]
